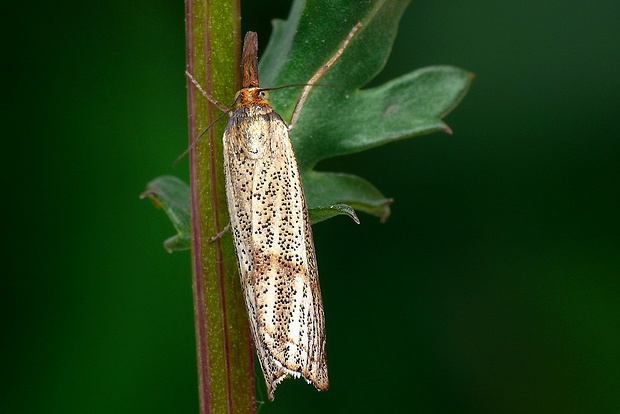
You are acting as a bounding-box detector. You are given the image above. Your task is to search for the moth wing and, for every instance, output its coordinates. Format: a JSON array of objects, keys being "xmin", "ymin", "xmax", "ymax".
[
  {"xmin": 249, "ymin": 114, "xmax": 327, "ymax": 398},
  {"xmin": 223, "ymin": 109, "xmax": 328, "ymax": 400},
  {"xmin": 223, "ymin": 119, "xmax": 255, "ymax": 283}
]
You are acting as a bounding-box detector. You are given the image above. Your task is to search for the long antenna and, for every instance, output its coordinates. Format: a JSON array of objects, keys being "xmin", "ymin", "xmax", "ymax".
[
  {"xmin": 185, "ymin": 71, "xmax": 231, "ymax": 113},
  {"xmin": 289, "ymin": 22, "xmax": 362, "ymax": 130}
]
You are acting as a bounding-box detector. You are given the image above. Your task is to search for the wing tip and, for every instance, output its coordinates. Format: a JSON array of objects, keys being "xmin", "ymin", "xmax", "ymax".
[{"xmin": 265, "ymin": 363, "xmax": 329, "ymax": 400}]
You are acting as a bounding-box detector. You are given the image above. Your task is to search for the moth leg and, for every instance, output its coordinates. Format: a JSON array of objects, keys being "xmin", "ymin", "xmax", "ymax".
[{"xmin": 208, "ymin": 222, "xmax": 231, "ymax": 242}]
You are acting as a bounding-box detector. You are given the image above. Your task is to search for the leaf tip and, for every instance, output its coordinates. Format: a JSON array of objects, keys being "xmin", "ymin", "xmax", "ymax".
[
  {"xmin": 140, "ymin": 190, "xmax": 162, "ymax": 208},
  {"xmin": 163, "ymin": 235, "xmax": 190, "ymax": 253},
  {"xmin": 308, "ymin": 203, "xmax": 360, "ymax": 225},
  {"xmin": 141, "ymin": 176, "xmax": 192, "ymax": 252},
  {"xmin": 379, "ymin": 198, "xmax": 394, "ymax": 223},
  {"xmin": 347, "ymin": 208, "xmax": 361, "ymax": 225}
]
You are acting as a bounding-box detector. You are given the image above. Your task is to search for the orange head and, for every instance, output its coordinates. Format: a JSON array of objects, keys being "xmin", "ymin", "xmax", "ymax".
[{"xmin": 233, "ymin": 87, "xmax": 271, "ymax": 109}]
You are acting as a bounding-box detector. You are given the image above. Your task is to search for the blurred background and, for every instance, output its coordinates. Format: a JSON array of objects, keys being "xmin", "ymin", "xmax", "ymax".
[{"xmin": 5, "ymin": 0, "xmax": 619, "ymax": 412}]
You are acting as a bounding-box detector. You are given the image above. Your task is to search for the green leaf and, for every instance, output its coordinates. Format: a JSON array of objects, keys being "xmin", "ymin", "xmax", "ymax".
[
  {"xmin": 309, "ymin": 203, "xmax": 360, "ymax": 226},
  {"xmin": 260, "ymin": 0, "xmax": 473, "ymax": 220},
  {"xmin": 140, "ymin": 175, "xmax": 361, "ymax": 251},
  {"xmin": 145, "ymin": 0, "xmax": 473, "ymax": 244},
  {"xmin": 140, "ymin": 175, "xmax": 191, "ymax": 252},
  {"xmin": 304, "ymin": 171, "xmax": 393, "ymax": 222},
  {"xmin": 296, "ymin": 66, "xmax": 473, "ymax": 166}
]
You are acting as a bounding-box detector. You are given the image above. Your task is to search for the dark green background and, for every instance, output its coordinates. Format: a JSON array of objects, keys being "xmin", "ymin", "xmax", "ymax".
[{"xmin": 6, "ymin": 0, "xmax": 619, "ymax": 412}]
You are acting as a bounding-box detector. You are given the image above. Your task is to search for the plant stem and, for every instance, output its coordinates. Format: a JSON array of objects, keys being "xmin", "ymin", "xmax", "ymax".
[{"xmin": 185, "ymin": 1, "xmax": 256, "ymax": 413}]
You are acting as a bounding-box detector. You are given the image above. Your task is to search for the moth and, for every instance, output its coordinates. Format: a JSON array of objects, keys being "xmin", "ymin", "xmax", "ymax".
[{"xmin": 188, "ymin": 24, "xmax": 360, "ymax": 400}]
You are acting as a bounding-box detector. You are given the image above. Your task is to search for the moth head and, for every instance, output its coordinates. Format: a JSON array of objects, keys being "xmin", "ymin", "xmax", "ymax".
[{"xmin": 234, "ymin": 87, "xmax": 271, "ymax": 108}]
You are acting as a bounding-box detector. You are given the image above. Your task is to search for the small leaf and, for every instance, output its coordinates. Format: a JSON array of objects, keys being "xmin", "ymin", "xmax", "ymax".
[
  {"xmin": 309, "ymin": 204, "xmax": 360, "ymax": 225},
  {"xmin": 304, "ymin": 171, "xmax": 392, "ymax": 222},
  {"xmin": 140, "ymin": 175, "xmax": 191, "ymax": 252}
]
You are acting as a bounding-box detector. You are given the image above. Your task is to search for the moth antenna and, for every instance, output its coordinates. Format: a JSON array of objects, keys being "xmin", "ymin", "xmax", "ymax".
[
  {"xmin": 260, "ymin": 83, "xmax": 328, "ymax": 92},
  {"xmin": 289, "ymin": 22, "xmax": 362, "ymax": 130},
  {"xmin": 185, "ymin": 70, "xmax": 231, "ymax": 113},
  {"xmin": 173, "ymin": 110, "xmax": 229, "ymax": 165},
  {"xmin": 179, "ymin": 70, "xmax": 234, "ymax": 165}
]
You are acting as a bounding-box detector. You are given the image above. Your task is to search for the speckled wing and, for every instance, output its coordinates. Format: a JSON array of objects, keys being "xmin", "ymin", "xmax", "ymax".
[{"xmin": 223, "ymin": 103, "xmax": 328, "ymax": 400}]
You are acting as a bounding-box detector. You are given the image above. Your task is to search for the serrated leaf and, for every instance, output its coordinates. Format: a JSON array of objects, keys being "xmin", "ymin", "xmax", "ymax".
[
  {"xmin": 140, "ymin": 175, "xmax": 191, "ymax": 252},
  {"xmin": 259, "ymin": 0, "xmax": 473, "ymax": 220},
  {"xmin": 145, "ymin": 0, "xmax": 473, "ymax": 243},
  {"xmin": 297, "ymin": 66, "xmax": 473, "ymax": 166}
]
